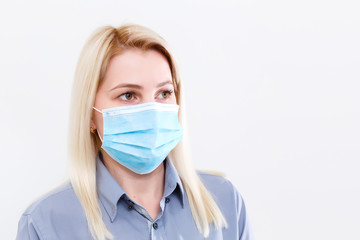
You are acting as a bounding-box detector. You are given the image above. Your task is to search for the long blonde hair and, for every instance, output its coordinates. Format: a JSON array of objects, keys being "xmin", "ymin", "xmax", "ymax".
[{"xmin": 68, "ymin": 24, "xmax": 227, "ymax": 240}]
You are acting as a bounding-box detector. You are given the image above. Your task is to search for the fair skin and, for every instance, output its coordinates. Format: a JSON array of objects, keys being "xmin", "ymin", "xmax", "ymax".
[{"xmin": 91, "ymin": 48, "xmax": 176, "ymax": 221}]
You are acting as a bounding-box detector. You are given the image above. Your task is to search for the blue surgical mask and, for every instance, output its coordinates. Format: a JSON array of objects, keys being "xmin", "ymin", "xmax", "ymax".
[{"xmin": 93, "ymin": 102, "xmax": 183, "ymax": 174}]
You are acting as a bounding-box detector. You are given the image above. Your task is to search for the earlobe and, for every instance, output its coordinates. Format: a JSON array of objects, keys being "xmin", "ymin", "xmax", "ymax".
[
  {"xmin": 90, "ymin": 119, "xmax": 97, "ymax": 134},
  {"xmin": 90, "ymin": 126, "xmax": 96, "ymax": 134},
  {"xmin": 90, "ymin": 119, "xmax": 96, "ymax": 130}
]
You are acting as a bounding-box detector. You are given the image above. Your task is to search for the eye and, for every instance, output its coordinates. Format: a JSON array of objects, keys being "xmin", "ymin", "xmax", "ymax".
[
  {"xmin": 158, "ymin": 90, "xmax": 173, "ymax": 99},
  {"xmin": 119, "ymin": 92, "xmax": 135, "ymax": 101}
]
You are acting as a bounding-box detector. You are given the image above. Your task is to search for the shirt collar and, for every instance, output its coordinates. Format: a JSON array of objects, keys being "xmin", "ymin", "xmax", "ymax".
[
  {"xmin": 96, "ymin": 153, "xmax": 185, "ymax": 222},
  {"xmin": 163, "ymin": 157, "xmax": 185, "ymax": 206},
  {"xmin": 96, "ymin": 153, "xmax": 126, "ymax": 222}
]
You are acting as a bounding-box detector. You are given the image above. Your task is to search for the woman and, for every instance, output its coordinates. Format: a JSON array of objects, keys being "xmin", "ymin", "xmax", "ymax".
[{"xmin": 16, "ymin": 24, "xmax": 253, "ymax": 240}]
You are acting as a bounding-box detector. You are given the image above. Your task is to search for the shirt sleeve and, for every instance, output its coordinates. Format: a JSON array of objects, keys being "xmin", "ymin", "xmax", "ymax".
[
  {"xmin": 16, "ymin": 214, "xmax": 41, "ymax": 240},
  {"xmin": 238, "ymin": 197, "xmax": 255, "ymax": 240},
  {"xmin": 233, "ymin": 185, "xmax": 254, "ymax": 240}
]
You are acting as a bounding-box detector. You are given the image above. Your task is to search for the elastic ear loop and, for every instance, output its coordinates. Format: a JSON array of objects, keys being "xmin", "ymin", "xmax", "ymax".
[{"xmin": 92, "ymin": 107, "xmax": 103, "ymax": 142}]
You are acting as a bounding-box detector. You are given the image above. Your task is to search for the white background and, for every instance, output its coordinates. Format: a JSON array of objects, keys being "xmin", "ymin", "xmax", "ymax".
[{"xmin": 1, "ymin": 0, "xmax": 359, "ymax": 239}]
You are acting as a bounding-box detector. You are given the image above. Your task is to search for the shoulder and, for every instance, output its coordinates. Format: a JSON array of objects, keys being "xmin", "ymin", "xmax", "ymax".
[
  {"xmin": 197, "ymin": 171, "xmax": 243, "ymax": 203},
  {"xmin": 197, "ymin": 171, "xmax": 246, "ymax": 221},
  {"xmin": 197, "ymin": 171, "xmax": 254, "ymax": 239},
  {"xmin": 17, "ymin": 181, "xmax": 87, "ymax": 239},
  {"xmin": 21, "ymin": 181, "xmax": 79, "ymax": 217}
]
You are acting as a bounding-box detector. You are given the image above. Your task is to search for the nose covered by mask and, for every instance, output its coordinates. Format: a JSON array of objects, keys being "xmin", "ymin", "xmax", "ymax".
[{"xmin": 93, "ymin": 102, "xmax": 183, "ymax": 174}]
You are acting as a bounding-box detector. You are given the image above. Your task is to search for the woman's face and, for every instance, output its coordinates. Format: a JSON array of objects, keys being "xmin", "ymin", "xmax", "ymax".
[{"xmin": 91, "ymin": 48, "xmax": 176, "ymax": 137}]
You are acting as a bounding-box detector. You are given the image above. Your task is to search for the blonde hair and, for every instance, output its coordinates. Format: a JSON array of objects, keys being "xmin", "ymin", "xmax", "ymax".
[{"xmin": 68, "ymin": 24, "xmax": 227, "ymax": 240}]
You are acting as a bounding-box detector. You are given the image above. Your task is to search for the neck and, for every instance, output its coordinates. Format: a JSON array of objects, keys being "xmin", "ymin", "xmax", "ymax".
[{"xmin": 100, "ymin": 150, "xmax": 165, "ymax": 206}]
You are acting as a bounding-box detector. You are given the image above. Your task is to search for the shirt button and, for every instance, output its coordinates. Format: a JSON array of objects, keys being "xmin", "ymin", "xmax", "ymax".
[
  {"xmin": 165, "ymin": 197, "xmax": 170, "ymax": 203},
  {"xmin": 128, "ymin": 205, "xmax": 133, "ymax": 210},
  {"xmin": 153, "ymin": 222, "xmax": 158, "ymax": 230}
]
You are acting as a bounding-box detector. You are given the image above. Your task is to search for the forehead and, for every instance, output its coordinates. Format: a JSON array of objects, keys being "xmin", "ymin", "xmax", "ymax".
[{"xmin": 101, "ymin": 48, "xmax": 172, "ymax": 88}]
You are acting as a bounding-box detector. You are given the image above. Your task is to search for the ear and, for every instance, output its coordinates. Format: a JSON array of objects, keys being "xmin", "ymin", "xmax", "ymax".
[{"xmin": 90, "ymin": 119, "xmax": 97, "ymax": 129}]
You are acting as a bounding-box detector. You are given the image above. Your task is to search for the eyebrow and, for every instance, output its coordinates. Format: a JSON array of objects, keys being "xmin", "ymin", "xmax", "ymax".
[{"xmin": 109, "ymin": 80, "xmax": 173, "ymax": 91}]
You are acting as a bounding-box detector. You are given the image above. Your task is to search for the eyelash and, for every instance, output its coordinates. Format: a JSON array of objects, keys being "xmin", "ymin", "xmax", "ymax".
[
  {"xmin": 118, "ymin": 89, "xmax": 174, "ymax": 101},
  {"xmin": 159, "ymin": 89, "xmax": 174, "ymax": 98}
]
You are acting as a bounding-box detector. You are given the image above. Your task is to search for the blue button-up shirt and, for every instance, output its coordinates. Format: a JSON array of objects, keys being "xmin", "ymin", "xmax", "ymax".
[{"xmin": 16, "ymin": 154, "xmax": 254, "ymax": 239}]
